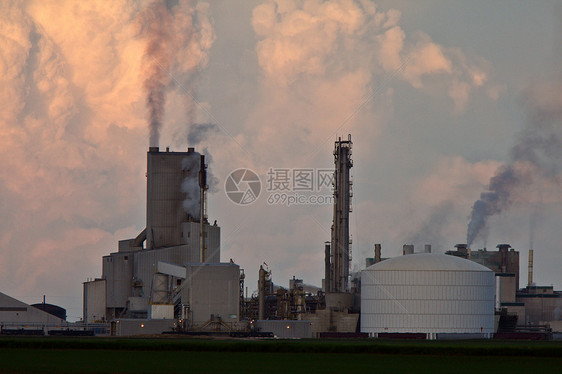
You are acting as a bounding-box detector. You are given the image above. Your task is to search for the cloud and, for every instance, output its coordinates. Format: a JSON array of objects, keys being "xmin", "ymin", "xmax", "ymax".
[{"xmin": 0, "ymin": 0, "xmax": 213, "ymax": 320}]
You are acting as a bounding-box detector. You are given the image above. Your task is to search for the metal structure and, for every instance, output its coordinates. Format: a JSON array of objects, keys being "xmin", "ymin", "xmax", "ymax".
[
  {"xmin": 326, "ymin": 135, "xmax": 353, "ymax": 293},
  {"xmin": 199, "ymin": 155, "xmax": 208, "ymax": 262},
  {"xmin": 361, "ymin": 253, "xmax": 495, "ymax": 337}
]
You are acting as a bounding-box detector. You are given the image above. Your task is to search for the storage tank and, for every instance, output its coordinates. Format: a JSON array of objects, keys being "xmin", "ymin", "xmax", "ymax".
[{"xmin": 361, "ymin": 253, "xmax": 495, "ymax": 338}]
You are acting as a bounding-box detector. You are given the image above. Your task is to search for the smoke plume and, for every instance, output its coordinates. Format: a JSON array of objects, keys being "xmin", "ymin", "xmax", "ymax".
[
  {"xmin": 188, "ymin": 123, "xmax": 219, "ymax": 145},
  {"xmin": 405, "ymin": 201, "xmax": 454, "ymax": 250},
  {"xmin": 187, "ymin": 123, "xmax": 220, "ymax": 192},
  {"xmin": 137, "ymin": 0, "xmax": 214, "ymax": 147},
  {"xmin": 181, "ymin": 155, "xmax": 201, "ymax": 220},
  {"xmin": 467, "ymin": 80, "xmax": 562, "ymax": 246}
]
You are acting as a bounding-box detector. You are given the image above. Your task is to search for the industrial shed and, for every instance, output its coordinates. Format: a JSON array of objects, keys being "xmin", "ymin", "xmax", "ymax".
[
  {"xmin": 0, "ymin": 292, "xmax": 68, "ymax": 331},
  {"xmin": 361, "ymin": 253, "xmax": 495, "ymax": 338}
]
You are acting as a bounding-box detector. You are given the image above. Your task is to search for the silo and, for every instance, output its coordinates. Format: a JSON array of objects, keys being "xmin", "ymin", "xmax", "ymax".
[{"xmin": 361, "ymin": 253, "xmax": 495, "ymax": 338}]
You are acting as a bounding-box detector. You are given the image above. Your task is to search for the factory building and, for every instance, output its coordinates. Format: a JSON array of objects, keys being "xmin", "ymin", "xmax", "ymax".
[
  {"xmin": 517, "ymin": 286, "xmax": 562, "ymax": 329},
  {"xmin": 83, "ymin": 147, "xmax": 240, "ymax": 333},
  {"xmin": 361, "ymin": 253, "xmax": 495, "ymax": 338},
  {"xmin": 1, "ymin": 292, "xmax": 69, "ymax": 334}
]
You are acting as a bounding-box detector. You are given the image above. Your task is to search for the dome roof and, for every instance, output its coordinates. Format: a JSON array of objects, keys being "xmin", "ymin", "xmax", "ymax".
[{"xmin": 365, "ymin": 253, "xmax": 492, "ymax": 272}]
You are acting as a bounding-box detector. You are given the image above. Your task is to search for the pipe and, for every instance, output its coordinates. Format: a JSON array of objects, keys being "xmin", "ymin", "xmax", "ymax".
[
  {"xmin": 324, "ymin": 242, "xmax": 331, "ymax": 292},
  {"xmin": 199, "ymin": 155, "xmax": 207, "ymax": 262},
  {"xmin": 495, "ymin": 275, "xmax": 502, "ymax": 310},
  {"xmin": 258, "ymin": 266, "xmax": 265, "ymax": 320},
  {"xmin": 528, "ymin": 249, "xmax": 534, "ymax": 287}
]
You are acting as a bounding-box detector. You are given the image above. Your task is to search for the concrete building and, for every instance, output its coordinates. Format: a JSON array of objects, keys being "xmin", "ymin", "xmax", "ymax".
[
  {"xmin": 361, "ymin": 253, "xmax": 495, "ymax": 338},
  {"xmin": 517, "ymin": 285, "xmax": 562, "ymax": 329},
  {"xmin": 180, "ymin": 263, "xmax": 241, "ymax": 326},
  {"xmin": 446, "ymin": 244, "xmax": 520, "ymax": 287},
  {"xmin": 83, "ymin": 147, "xmax": 241, "ymax": 333}
]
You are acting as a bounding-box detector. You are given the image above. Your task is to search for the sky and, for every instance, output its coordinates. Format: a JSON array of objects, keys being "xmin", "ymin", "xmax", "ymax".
[{"xmin": 1, "ymin": 0, "xmax": 561, "ymax": 322}]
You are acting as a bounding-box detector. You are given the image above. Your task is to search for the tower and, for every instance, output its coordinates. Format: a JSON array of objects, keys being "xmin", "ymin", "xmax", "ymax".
[{"xmin": 327, "ymin": 134, "xmax": 353, "ymax": 293}]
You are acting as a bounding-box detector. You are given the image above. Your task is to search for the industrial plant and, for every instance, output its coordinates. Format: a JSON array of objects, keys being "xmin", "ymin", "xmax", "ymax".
[{"xmin": 1, "ymin": 136, "xmax": 561, "ymax": 339}]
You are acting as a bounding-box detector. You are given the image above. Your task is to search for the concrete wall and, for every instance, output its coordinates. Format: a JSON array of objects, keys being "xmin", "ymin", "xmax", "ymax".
[
  {"xmin": 181, "ymin": 222, "xmax": 220, "ymax": 263},
  {"xmin": 113, "ymin": 318, "xmax": 176, "ymax": 336},
  {"xmin": 254, "ymin": 320, "xmax": 313, "ymax": 338},
  {"xmin": 83, "ymin": 279, "xmax": 106, "ymax": 323},
  {"xmin": 304, "ymin": 309, "xmax": 359, "ymax": 336},
  {"xmin": 469, "ymin": 249, "xmax": 520, "ymax": 288},
  {"xmin": 181, "ymin": 263, "xmax": 240, "ymax": 326},
  {"xmin": 147, "ymin": 149, "xmax": 200, "ymax": 249},
  {"xmin": 102, "ymin": 252, "xmax": 133, "ymax": 309},
  {"xmin": 499, "ymin": 274, "xmax": 517, "ymax": 303},
  {"xmin": 518, "ymin": 295, "xmax": 562, "ymax": 324}
]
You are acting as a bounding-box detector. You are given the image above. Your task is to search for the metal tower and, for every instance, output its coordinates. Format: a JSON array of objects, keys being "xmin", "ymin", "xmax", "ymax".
[{"xmin": 326, "ymin": 134, "xmax": 353, "ymax": 293}]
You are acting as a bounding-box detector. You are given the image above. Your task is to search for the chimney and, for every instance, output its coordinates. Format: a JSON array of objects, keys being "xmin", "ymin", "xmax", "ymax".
[
  {"xmin": 528, "ymin": 249, "xmax": 534, "ymax": 287},
  {"xmin": 403, "ymin": 244, "xmax": 414, "ymax": 255},
  {"xmin": 324, "ymin": 242, "xmax": 331, "ymax": 292},
  {"xmin": 497, "ymin": 244, "xmax": 511, "ymax": 272},
  {"xmin": 374, "ymin": 243, "xmax": 381, "ymax": 263},
  {"xmin": 454, "ymin": 244, "xmax": 469, "ymax": 259}
]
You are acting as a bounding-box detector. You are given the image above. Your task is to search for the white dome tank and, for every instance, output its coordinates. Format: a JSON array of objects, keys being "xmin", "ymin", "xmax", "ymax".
[{"xmin": 361, "ymin": 253, "xmax": 495, "ymax": 337}]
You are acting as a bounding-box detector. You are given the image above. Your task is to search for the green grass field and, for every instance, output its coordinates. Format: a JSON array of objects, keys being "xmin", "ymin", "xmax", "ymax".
[{"xmin": 0, "ymin": 337, "xmax": 561, "ymax": 373}]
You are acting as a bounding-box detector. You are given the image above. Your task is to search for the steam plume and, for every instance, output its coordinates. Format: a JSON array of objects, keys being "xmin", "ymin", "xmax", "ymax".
[
  {"xmin": 137, "ymin": 0, "xmax": 214, "ymax": 147},
  {"xmin": 138, "ymin": 1, "xmax": 175, "ymax": 147},
  {"xmin": 467, "ymin": 80, "xmax": 562, "ymax": 246},
  {"xmin": 181, "ymin": 155, "xmax": 201, "ymax": 220},
  {"xmin": 187, "ymin": 123, "xmax": 220, "ymax": 192},
  {"xmin": 405, "ymin": 201, "xmax": 453, "ymax": 249},
  {"xmin": 188, "ymin": 123, "xmax": 219, "ymax": 145}
]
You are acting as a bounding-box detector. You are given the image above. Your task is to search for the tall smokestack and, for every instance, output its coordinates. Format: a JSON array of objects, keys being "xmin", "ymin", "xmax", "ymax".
[
  {"xmin": 199, "ymin": 154, "xmax": 207, "ymax": 262},
  {"xmin": 329, "ymin": 134, "xmax": 353, "ymax": 293},
  {"xmin": 528, "ymin": 249, "xmax": 534, "ymax": 287},
  {"xmin": 324, "ymin": 242, "xmax": 331, "ymax": 292}
]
